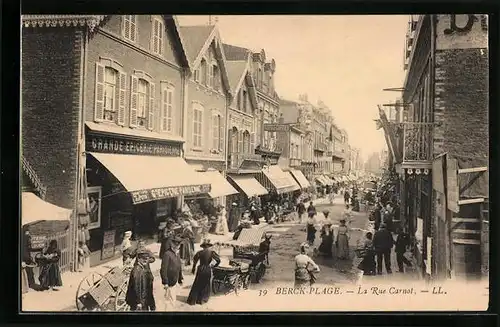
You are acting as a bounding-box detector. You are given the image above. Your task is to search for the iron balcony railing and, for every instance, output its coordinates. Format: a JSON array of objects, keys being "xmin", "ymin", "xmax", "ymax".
[
  {"xmin": 22, "ymin": 155, "xmax": 47, "ymax": 199},
  {"xmin": 229, "ymin": 152, "xmax": 263, "ymax": 170},
  {"xmin": 403, "ymin": 122, "xmax": 434, "ymax": 162}
]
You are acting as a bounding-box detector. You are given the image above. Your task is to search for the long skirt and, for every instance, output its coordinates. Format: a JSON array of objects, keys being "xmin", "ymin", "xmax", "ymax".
[
  {"xmin": 187, "ymin": 265, "xmax": 212, "ymax": 305},
  {"xmin": 336, "ymin": 234, "xmax": 349, "ymax": 259},
  {"xmin": 294, "ymin": 268, "xmax": 316, "ymax": 287},
  {"xmin": 358, "ymin": 252, "xmax": 376, "ymax": 275},
  {"xmin": 318, "ymin": 234, "xmax": 333, "ymax": 257},
  {"xmin": 21, "ymin": 267, "xmax": 29, "ymax": 294},
  {"xmin": 306, "ymin": 224, "xmax": 316, "ymax": 244},
  {"xmin": 179, "ymin": 239, "xmax": 194, "ymax": 266},
  {"xmin": 39, "ymin": 263, "xmax": 63, "ymax": 289}
]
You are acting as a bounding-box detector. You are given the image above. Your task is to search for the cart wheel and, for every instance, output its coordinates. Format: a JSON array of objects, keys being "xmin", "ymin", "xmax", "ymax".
[
  {"xmin": 212, "ymin": 279, "xmax": 221, "ymax": 294},
  {"xmin": 114, "ymin": 280, "xmax": 130, "ymax": 312},
  {"xmin": 76, "ymin": 272, "xmax": 105, "ymax": 311}
]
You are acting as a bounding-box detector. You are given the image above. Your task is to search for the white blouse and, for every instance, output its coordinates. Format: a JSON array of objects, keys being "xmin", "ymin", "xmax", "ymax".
[{"xmin": 295, "ymin": 254, "xmax": 320, "ymax": 272}]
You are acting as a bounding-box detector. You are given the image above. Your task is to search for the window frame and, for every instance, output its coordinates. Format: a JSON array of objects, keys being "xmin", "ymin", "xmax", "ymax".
[
  {"xmin": 123, "ymin": 15, "xmax": 138, "ymax": 43},
  {"xmin": 137, "ymin": 79, "xmax": 149, "ymax": 119},
  {"xmin": 192, "ymin": 103, "xmax": 204, "ymax": 148},
  {"xmin": 211, "ymin": 113, "xmax": 223, "ymax": 151},
  {"xmin": 103, "ymin": 67, "xmax": 118, "ymax": 120},
  {"xmin": 94, "ymin": 61, "xmax": 127, "ymax": 126}
]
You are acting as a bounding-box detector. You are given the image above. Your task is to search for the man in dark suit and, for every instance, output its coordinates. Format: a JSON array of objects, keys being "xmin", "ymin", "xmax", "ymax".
[
  {"xmin": 373, "ymin": 223, "xmax": 394, "ymax": 274},
  {"xmin": 160, "ymin": 236, "xmax": 183, "ymax": 311},
  {"xmin": 125, "ymin": 249, "xmax": 156, "ymax": 311}
]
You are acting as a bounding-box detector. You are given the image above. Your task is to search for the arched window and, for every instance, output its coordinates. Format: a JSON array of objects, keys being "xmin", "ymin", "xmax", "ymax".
[
  {"xmin": 103, "ymin": 67, "xmax": 117, "ymax": 121},
  {"xmin": 231, "ymin": 127, "xmax": 238, "ymax": 153},
  {"xmin": 243, "ymin": 131, "xmax": 250, "ymax": 154}
]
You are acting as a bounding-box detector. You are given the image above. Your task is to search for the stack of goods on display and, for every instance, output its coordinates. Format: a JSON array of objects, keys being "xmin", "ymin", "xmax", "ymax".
[
  {"xmin": 77, "ymin": 171, "xmax": 92, "ymax": 269},
  {"xmin": 376, "ymin": 168, "xmax": 398, "ymax": 205}
]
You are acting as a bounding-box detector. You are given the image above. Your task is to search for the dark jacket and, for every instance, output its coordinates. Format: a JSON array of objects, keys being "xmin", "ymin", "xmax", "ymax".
[
  {"xmin": 373, "ymin": 209, "xmax": 382, "ymax": 229},
  {"xmin": 307, "ymin": 205, "xmax": 316, "ymax": 215},
  {"xmin": 125, "ymin": 262, "xmax": 155, "ymax": 309},
  {"xmin": 297, "ymin": 203, "xmax": 306, "ymax": 215},
  {"xmin": 160, "ymin": 248, "xmax": 183, "ymax": 287},
  {"xmin": 395, "ymin": 233, "xmax": 410, "ymax": 253},
  {"xmin": 373, "ymin": 229, "xmax": 394, "ymax": 252}
]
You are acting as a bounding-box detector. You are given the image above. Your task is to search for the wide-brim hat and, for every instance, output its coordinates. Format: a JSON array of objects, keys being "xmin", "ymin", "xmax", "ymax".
[
  {"xmin": 136, "ymin": 248, "xmax": 154, "ymax": 258},
  {"xmin": 339, "ymin": 219, "xmax": 346, "ymax": 223},
  {"xmin": 200, "ymin": 239, "xmax": 213, "ymax": 248}
]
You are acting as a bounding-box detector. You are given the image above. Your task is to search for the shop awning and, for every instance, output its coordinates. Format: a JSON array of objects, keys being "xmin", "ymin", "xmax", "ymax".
[
  {"xmin": 22, "ymin": 192, "xmax": 72, "ymax": 226},
  {"xmin": 289, "ymin": 169, "xmax": 311, "ymax": 189},
  {"xmin": 198, "ymin": 170, "xmax": 238, "ymax": 198},
  {"xmin": 89, "ymin": 153, "xmax": 211, "ymax": 204},
  {"xmin": 228, "ymin": 175, "xmax": 268, "ymax": 197},
  {"xmin": 315, "ymin": 175, "xmax": 326, "ymax": 186},
  {"xmin": 322, "ymin": 175, "xmax": 334, "ymax": 185},
  {"xmin": 258, "ymin": 165, "xmax": 300, "ymax": 194}
]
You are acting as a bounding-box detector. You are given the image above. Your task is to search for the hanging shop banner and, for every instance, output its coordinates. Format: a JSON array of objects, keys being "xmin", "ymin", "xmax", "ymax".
[
  {"xmin": 446, "ymin": 155, "xmax": 460, "ymax": 213},
  {"xmin": 131, "ymin": 184, "xmax": 211, "ymax": 204},
  {"xmin": 432, "ymin": 155, "xmax": 445, "ymax": 194}
]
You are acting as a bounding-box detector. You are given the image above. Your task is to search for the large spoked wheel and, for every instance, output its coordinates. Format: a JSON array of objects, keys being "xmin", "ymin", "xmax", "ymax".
[
  {"xmin": 75, "ymin": 272, "xmax": 104, "ymax": 311},
  {"xmin": 212, "ymin": 279, "xmax": 222, "ymax": 295},
  {"xmin": 114, "ymin": 280, "xmax": 130, "ymax": 312}
]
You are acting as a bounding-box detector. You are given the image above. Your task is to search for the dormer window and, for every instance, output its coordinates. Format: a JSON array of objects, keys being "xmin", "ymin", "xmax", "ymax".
[
  {"xmin": 200, "ymin": 59, "xmax": 207, "ymax": 85},
  {"xmin": 123, "ymin": 15, "xmax": 137, "ymax": 43}
]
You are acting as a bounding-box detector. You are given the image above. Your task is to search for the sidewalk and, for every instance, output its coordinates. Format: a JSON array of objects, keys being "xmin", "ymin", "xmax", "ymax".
[{"xmin": 22, "ymin": 232, "xmax": 236, "ymax": 312}]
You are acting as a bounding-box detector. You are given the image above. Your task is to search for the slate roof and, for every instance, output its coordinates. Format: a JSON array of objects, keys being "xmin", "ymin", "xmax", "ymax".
[
  {"xmin": 223, "ymin": 43, "xmax": 251, "ymax": 61},
  {"xmin": 179, "ymin": 25, "xmax": 216, "ymax": 64}
]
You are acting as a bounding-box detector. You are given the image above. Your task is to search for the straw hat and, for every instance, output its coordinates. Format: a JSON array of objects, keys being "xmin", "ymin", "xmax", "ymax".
[{"xmin": 200, "ymin": 239, "xmax": 213, "ymax": 248}]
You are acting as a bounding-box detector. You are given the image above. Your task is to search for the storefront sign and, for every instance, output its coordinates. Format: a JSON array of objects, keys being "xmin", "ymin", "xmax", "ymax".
[
  {"xmin": 446, "ymin": 156, "xmax": 460, "ymax": 213},
  {"xmin": 87, "ymin": 134, "xmax": 182, "ymax": 157},
  {"xmin": 264, "ymin": 123, "xmax": 290, "ymax": 132},
  {"xmin": 101, "ymin": 229, "xmax": 116, "ymax": 260},
  {"xmin": 131, "ymin": 184, "xmax": 211, "ymax": 204}
]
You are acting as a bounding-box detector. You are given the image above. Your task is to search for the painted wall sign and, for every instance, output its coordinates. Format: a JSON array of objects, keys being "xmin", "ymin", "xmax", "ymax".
[
  {"xmin": 437, "ymin": 15, "xmax": 488, "ymax": 50},
  {"xmin": 101, "ymin": 229, "xmax": 116, "ymax": 260},
  {"xmin": 264, "ymin": 123, "xmax": 290, "ymax": 132},
  {"xmin": 446, "ymin": 156, "xmax": 460, "ymax": 213},
  {"xmin": 86, "ymin": 133, "xmax": 182, "ymax": 157},
  {"xmin": 131, "ymin": 184, "xmax": 211, "ymax": 204},
  {"xmin": 444, "ymin": 14, "xmax": 488, "ymax": 34}
]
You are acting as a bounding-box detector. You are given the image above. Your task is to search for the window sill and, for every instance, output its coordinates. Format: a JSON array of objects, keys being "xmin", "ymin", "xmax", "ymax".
[{"xmin": 191, "ymin": 147, "xmax": 203, "ymax": 152}]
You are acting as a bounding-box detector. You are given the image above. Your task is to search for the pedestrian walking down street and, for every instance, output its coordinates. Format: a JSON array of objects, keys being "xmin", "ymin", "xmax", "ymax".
[
  {"xmin": 126, "ymin": 249, "xmax": 156, "ymax": 311},
  {"xmin": 344, "ymin": 190, "xmax": 350, "ymax": 205},
  {"xmin": 22, "ymin": 230, "xmax": 36, "ymax": 289},
  {"xmin": 36, "ymin": 240, "xmax": 63, "ymax": 292},
  {"xmin": 294, "ymin": 242, "xmax": 320, "ymax": 288},
  {"xmin": 373, "ymin": 223, "xmax": 394, "ymax": 274},
  {"xmin": 179, "ymin": 221, "xmax": 195, "ymax": 266},
  {"xmin": 187, "ymin": 239, "xmax": 221, "ymax": 306},
  {"xmin": 307, "ymin": 201, "xmax": 316, "ymax": 216},
  {"xmin": 160, "ymin": 236, "xmax": 183, "ymax": 311},
  {"xmin": 336, "ymin": 219, "xmax": 350, "ymax": 260},
  {"xmin": 357, "ymin": 232, "xmax": 376, "ymax": 275},
  {"xmin": 372, "ymin": 204, "xmax": 382, "ymax": 231},
  {"xmin": 318, "ymin": 211, "xmax": 334, "ymax": 258},
  {"xmin": 297, "ymin": 200, "xmax": 307, "ymax": 224},
  {"xmin": 395, "ymin": 229, "xmax": 412, "ymax": 273},
  {"xmin": 121, "ymin": 231, "xmax": 134, "ymax": 265},
  {"xmin": 306, "ymin": 213, "xmax": 318, "ymax": 245}
]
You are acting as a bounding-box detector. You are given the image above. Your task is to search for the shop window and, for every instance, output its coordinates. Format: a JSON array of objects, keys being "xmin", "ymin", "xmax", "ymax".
[
  {"xmin": 94, "ymin": 63, "xmax": 126, "ymax": 125},
  {"xmin": 130, "ymin": 74, "xmax": 155, "ymax": 130},
  {"xmin": 161, "ymin": 86, "xmax": 174, "ymax": 132},
  {"xmin": 193, "ymin": 103, "xmax": 204, "ymax": 148},
  {"xmin": 122, "ymin": 15, "xmax": 137, "ymax": 43},
  {"xmin": 151, "ymin": 17, "xmax": 164, "ymax": 56}
]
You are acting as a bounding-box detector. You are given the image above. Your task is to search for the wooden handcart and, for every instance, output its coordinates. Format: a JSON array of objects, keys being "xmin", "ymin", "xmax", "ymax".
[
  {"xmin": 211, "ymin": 259, "xmax": 250, "ymax": 296},
  {"xmin": 75, "ymin": 264, "xmax": 132, "ymax": 311}
]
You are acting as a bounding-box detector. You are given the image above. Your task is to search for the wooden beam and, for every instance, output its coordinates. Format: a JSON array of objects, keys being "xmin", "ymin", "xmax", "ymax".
[
  {"xmin": 452, "ymin": 229, "xmax": 481, "ymax": 234},
  {"xmin": 452, "ymin": 218, "xmax": 481, "ymax": 223},
  {"xmin": 453, "ymin": 239, "xmax": 480, "ymax": 245},
  {"xmin": 458, "ymin": 198, "xmax": 485, "ymax": 205},
  {"xmin": 458, "ymin": 167, "xmax": 487, "ymax": 174}
]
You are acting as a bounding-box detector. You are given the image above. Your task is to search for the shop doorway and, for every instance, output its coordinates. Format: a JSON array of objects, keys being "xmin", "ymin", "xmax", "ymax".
[{"xmin": 133, "ymin": 202, "xmax": 157, "ymax": 240}]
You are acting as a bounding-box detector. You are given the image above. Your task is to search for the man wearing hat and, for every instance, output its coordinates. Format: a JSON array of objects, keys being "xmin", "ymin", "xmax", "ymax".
[
  {"xmin": 373, "ymin": 223, "xmax": 395, "ymax": 275},
  {"xmin": 160, "ymin": 236, "xmax": 183, "ymax": 311},
  {"xmin": 121, "ymin": 231, "xmax": 134, "ymax": 265},
  {"xmin": 125, "ymin": 248, "xmax": 156, "ymax": 311}
]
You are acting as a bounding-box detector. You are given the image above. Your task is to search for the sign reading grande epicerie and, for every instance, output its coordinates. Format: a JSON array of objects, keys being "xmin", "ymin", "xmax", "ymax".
[
  {"xmin": 87, "ymin": 134, "xmax": 182, "ymax": 157},
  {"xmin": 131, "ymin": 184, "xmax": 211, "ymax": 204},
  {"xmin": 264, "ymin": 123, "xmax": 290, "ymax": 132}
]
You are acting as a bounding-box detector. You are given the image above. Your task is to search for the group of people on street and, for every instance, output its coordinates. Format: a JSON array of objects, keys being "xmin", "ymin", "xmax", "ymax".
[{"xmin": 122, "ymin": 227, "xmax": 222, "ymax": 311}]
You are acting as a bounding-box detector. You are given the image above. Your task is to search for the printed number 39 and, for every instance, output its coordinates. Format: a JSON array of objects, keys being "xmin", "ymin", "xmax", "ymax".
[{"xmin": 258, "ymin": 289, "xmax": 268, "ymax": 296}]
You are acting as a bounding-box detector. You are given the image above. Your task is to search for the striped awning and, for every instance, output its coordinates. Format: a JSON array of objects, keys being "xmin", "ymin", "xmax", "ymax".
[
  {"xmin": 322, "ymin": 175, "xmax": 334, "ymax": 185},
  {"xmin": 230, "ymin": 227, "xmax": 270, "ymax": 246},
  {"xmin": 256, "ymin": 165, "xmax": 299, "ymax": 194},
  {"xmin": 315, "ymin": 175, "xmax": 328, "ymax": 186},
  {"xmin": 289, "ymin": 169, "xmax": 311, "ymax": 189}
]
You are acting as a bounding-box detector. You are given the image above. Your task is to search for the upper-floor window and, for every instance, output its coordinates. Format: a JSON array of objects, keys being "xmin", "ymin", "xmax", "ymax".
[
  {"xmin": 123, "ymin": 15, "xmax": 137, "ymax": 43},
  {"xmin": 211, "ymin": 113, "xmax": 223, "ymax": 151},
  {"xmin": 230, "ymin": 127, "xmax": 238, "ymax": 153},
  {"xmin": 161, "ymin": 86, "xmax": 174, "ymax": 133},
  {"xmin": 243, "ymin": 90, "xmax": 248, "ymax": 112},
  {"xmin": 192, "ymin": 103, "xmax": 203, "ymax": 148},
  {"xmin": 200, "ymin": 59, "xmax": 207, "ymax": 85},
  {"xmin": 213, "ymin": 65, "xmax": 220, "ymax": 90},
  {"xmin": 208, "ymin": 64, "xmax": 214, "ymax": 88},
  {"xmin": 194, "ymin": 68, "xmax": 200, "ymax": 83},
  {"xmin": 243, "ymin": 131, "xmax": 251, "ymax": 154},
  {"xmin": 151, "ymin": 18, "xmax": 164, "ymax": 56},
  {"xmin": 94, "ymin": 63, "xmax": 126, "ymax": 125},
  {"xmin": 130, "ymin": 74, "xmax": 155, "ymax": 130}
]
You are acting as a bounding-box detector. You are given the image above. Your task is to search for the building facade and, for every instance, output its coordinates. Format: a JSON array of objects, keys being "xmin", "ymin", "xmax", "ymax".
[{"xmin": 398, "ymin": 14, "xmax": 488, "ymax": 280}]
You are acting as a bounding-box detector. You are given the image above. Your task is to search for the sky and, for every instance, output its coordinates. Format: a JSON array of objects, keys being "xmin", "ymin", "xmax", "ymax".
[{"xmin": 177, "ymin": 15, "xmax": 409, "ymax": 162}]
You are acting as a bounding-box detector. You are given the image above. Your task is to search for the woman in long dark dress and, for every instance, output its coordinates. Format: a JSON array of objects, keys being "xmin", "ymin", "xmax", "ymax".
[
  {"xmin": 306, "ymin": 213, "xmax": 317, "ymax": 245},
  {"xmin": 318, "ymin": 211, "xmax": 334, "ymax": 257},
  {"xmin": 187, "ymin": 239, "xmax": 221, "ymax": 305},
  {"xmin": 38, "ymin": 240, "xmax": 63, "ymax": 291},
  {"xmin": 179, "ymin": 221, "xmax": 195, "ymax": 266}
]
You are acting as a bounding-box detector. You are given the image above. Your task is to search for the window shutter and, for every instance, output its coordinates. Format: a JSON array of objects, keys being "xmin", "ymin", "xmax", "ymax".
[
  {"xmin": 158, "ymin": 22, "xmax": 164, "ymax": 55},
  {"xmin": 167, "ymin": 88, "xmax": 173, "ymax": 132},
  {"xmin": 212, "ymin": 115, "xmax": 217, "ymax": 149},
  {"xmin": 130, "ymin": 16, "xmax": 137, "ymax": 42},
  {"xmin": 148, "ymin": 82, "xmax": 155, "ymax": 130},
  {"xmin": 123, "ymin": 16, "xmax": 130, "ymax": 40},
  {"xmin": 152, "ymin": 20, "xmax": 159, "ymax": 52},
  {"xmin": 219, "ymin": 116, "xmax": 224, "ymax": 151},
  {"xmin": 161, "ymin": 88, "xmax": 167, "ymax": 131},
  {"xmin": 117, "ymin": 71, "xmax": 127, "ymax": 125},
  {"xmin": 130, "ymin": 76, "xmax": 139, "ymax": 127},
  {"xmin": 94, "ymin": 63, "xmax": 105, "ymax": 122}
]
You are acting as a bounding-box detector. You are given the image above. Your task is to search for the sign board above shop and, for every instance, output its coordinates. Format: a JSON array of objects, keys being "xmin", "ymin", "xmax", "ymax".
[
  {"xmin": 86, "ymin": 133, "xmax": 182, "ymax": 157},
  {"xmin": 131, "ymin": 184, "xmax": 211, "ymax": 204},
  {"xmin": 264, "ymin": 123, "xmax": 290, "ymax": 132}
]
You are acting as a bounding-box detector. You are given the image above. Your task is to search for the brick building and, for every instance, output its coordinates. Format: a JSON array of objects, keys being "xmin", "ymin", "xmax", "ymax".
[{"xmin": 396, "ymin": 14, "xmax": 488, "ymax": 280}]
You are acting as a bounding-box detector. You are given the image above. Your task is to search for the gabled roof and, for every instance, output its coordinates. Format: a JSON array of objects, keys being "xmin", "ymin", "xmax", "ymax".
[
  {"xmin": 222, "ymin": 43, "xmax": 251, "ymax": 61},
  {"xmin": 225, "ymin": 60, "xmax": 258, "ymax": 111},
  {"xmin": 178, "ymin": 24, "xmax": 232, "ymax": 97}
]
